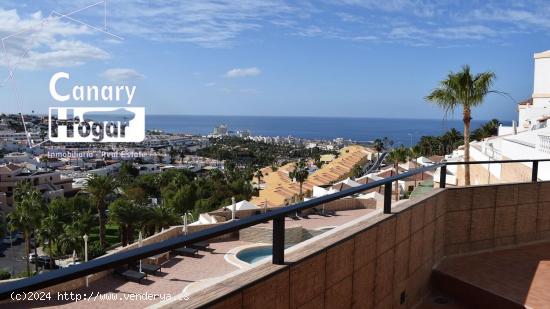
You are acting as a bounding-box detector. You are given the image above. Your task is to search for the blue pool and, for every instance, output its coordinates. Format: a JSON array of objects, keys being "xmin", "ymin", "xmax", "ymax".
[{"xmin": 236, "ymin": 246, "xmax": 272, "ymax": 264}]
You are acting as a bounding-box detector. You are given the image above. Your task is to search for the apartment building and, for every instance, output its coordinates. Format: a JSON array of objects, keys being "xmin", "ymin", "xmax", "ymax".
[{"xmin": 0, "ymin": 163, "xmax": 75, "ymax": 210}]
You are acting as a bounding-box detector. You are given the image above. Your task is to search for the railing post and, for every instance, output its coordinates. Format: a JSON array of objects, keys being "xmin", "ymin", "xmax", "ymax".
[
  {"xmin": 439, "ymin": 165, "xmax": 447, "ymax": 188},
  {"xmin": 532, "ymin": 160, "xmax": 539, "ymax": 182},
  {"xmin": 272, "ymin": 216, "xmax": 285, "ymax": 265},
  {"xmin": 384, "ymin": 183, "xmax": 392, "ymax": 214}
]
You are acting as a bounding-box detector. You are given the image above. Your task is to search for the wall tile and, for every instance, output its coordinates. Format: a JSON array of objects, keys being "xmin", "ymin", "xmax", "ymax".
[
  {"xmin": 393, "ymin": 238, "xmax": 410, "ymax": 283},
  {"xmin": 290, "ymin": 253, "xmax": 326, "ymax": 308},
  {"xmin": 446, "ymin": 188, "xmax": 472, "ymax": 212},
  {"xmin": 376, "ymin": 218, "xmax": 396, "ymax": 256},
  {"xmin": 326, "ymin": 239, "xmax": 354, "ymax": 287},
  {"xmin": 352, "ymin": 262, "xmax": 375, "ymax": 309},
  {"xmin": 411, "ymin": 203, "xmax": 425, "ymax": 233},
  {"xmin": 472, "ymin": 186, "xmax": 496, "ymax": 209},
  {"xmin": 494, "ymin": 236, "xmax": 515, "ymax": 247},
  {"xmin": 422, "ymin": 222, "xmax": 435, "ymax": 262},
  {"xmin": 537, "ymin": 202, "xmax": 550, "ymax": 232},
  {"xmin": 354, "ymin": 227, "xmax": 377, "ymax": 270},
  {"xmin": 445, "ymin": 243, "xmax": 471, "ymax": 255},
  {"xmin": 496, "ymin": 184, "xmax": 518, "ymax": 207},
  {"xmin": 374, "ymin": 248, "xmax": 395, "ymax": 303},
  {"xmin": 518, "ymin": 183, "xmax": 538, "ymax": 204},
  {"xmin": 435, "ymin": 192, "xmax": 447, "ymax": 218},
  {"xmin": 495, "ymin": 206, "xmax": 516, "ymax": 237},
  {"xmin": 539, "ymin": 182, "xmax": 550, "ymax": 202},
  {"xmin": 408, "ymin": 230, "xmax": 423, "ymax": 275},
  {"xmin": 470, "ymin": 239, "xmax": 494, "ymax": 251},
  {"xmin": 324, "ymin": 276, "xmax": 352, "ymax": 309},
  {"xmin": 297, "ymin": 294, "xmax": 324, "ymax": 309},
  {"xmin": 210, "ymin": 293, "xmax": 243, "ymax": 309},
  {"xmin": 395, "ymin": 210, "xmax": 411, "ymax": 244},
  {"xmin": 470, "ymin": 208, "xmax": 495, "ymax": 241},
  {"xmin": 434, "ymin": 216, "xmax": 445, "ymax": 252},
  {"xmin": 243, "ymin": 270, "xmax": 290, "ymax": 309},
  {"xmin": 445, "ymin": 211, "xmax": 471, "ymax": 244},
  {"xmin": 516, "ymin": 203, "xmax": 538, "ymax": 235},
  {"xmin": 424, "ymin": 197, "xmax": 436, "ymax": 224}
]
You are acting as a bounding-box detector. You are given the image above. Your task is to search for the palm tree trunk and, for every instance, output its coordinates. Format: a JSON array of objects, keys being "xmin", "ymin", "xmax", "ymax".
[
  {"xmin": 98, "ymin": 204, "xmax": 106, "ymax": 248},
  {"xmin": 49, "ymin": 242, "xmax": 54, "ymax": 269},
  {"xmin": 24, "ymin": 231, "xmax": 30, "ymax": 276},
  {"xmin": 463, "ymin": 108, "xmax": 471, "ymax": 186},
  {"xmin": 299, "ymin": 182, "xmax": 303, "ymax": 201},
  {"xmin": 33, "ymin": 230, "xmax": 38, "ymax": 273}
]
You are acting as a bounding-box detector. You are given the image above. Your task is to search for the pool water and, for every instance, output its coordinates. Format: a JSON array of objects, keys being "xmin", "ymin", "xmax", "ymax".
[{"xmin": 236, "ymin": 246, "xmax": 272, "ymax": 264}]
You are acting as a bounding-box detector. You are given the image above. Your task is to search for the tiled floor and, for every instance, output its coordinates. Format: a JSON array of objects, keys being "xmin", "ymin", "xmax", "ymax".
[{"xmin": 435, "ymin": 241, "xmax": 550, "ymax": 309}]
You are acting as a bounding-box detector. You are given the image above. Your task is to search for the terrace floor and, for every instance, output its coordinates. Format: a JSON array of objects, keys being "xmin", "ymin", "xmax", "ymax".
[
  {"xmin": 433, "ymin": 241, "xmax": 550, "ymax": 309},
  {"xmin": 6, "ymin": 208, "xmax": 376, "ymax": 308}
]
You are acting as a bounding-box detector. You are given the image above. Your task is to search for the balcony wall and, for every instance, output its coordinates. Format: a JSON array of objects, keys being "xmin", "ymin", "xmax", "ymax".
[{"xmin": 177, "ymin": 181, "xmax": 550, "ymax": 309}]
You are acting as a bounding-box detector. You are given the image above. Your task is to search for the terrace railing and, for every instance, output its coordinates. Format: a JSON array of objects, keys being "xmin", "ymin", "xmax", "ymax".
[{"xmin": 1, "ymin": 158, "xmax": 550, "ymax": 299}]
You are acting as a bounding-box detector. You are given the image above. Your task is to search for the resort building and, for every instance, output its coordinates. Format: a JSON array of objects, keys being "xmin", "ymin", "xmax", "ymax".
[{"xmin": 249, "ymin": 145, "xmax": 372, "ymax": 207}]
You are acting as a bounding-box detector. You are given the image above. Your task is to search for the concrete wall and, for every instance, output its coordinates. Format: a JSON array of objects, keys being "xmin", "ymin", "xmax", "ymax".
[
  {"xmin": 181, "ymin": 181, "xmax": 550, "ymax": 309},
  {"xmin": 239, "ymin": 226, "xmax": 306, "ymax": 247}
]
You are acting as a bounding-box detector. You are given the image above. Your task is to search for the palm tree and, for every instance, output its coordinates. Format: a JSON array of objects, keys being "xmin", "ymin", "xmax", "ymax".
[
  {"xmin": 150, "ymin": 205, "xmax": 178, "ymax": 233},
  {"xmin": 373, "ymin": 138, "xmax": 384, "ymax": 161},
  {"xmin": 387, "ymin": 146, "xmax": 410, "ymax": 201},
  {"xmin": 108, "ymin": 199, "xmax": 144, "ymax": 246},
  {"xmin": 8, "ymin": 181, "xmax": 45, "ymax": 276},
  {"xmin": 37, "ymin": 214, "xmax": 59, "ymax": 269},
  {"xmin": 254, "ymin": 170, "xmax": 263, "ymax": 190},
  {"xmin": 426, "ymin": 65, "xmax": 496, "ymax": 185},
  {"xmin": 289, "ymin": 160, "xmax": 309, "ymax": 201},
  {"xmin": 85, "ymin": 175, "xmax": 117, "ymax": 248}
]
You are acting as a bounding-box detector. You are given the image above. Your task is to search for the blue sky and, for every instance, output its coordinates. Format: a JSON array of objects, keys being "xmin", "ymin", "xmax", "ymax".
[{"xmin": 0, "ymin": 1, "xmax": 548, "ymax": 122}]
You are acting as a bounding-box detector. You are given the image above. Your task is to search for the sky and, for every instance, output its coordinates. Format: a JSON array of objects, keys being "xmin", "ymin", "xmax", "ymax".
[{"xmin": 0, "ymin": 1, "xmax": 548, "ymax": 122}]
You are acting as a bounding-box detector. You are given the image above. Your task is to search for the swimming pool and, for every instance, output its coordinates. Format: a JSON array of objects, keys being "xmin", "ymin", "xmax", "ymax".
[{"xmin": 236, "ymin": 246, "xmax": 272, "ymax": 264}]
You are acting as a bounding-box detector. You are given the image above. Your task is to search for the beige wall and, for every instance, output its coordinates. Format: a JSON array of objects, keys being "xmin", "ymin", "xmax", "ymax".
[{"xmin": 456, "ymin": 160, "xmax": 533, "ymax": 186}]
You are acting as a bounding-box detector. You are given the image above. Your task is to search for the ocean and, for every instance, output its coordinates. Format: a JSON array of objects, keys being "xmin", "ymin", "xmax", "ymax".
[{"xmin": 146, "ymin": 115, "xmax": 503, "ymax": 145}]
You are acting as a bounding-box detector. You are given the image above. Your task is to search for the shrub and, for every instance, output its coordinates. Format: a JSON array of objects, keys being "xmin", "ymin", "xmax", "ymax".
[
  {"xmin": 88, "ymin": 241, "xmax": 106, "ymax": 259},
  {"xmin": 0, "ymin": 269, "xmax": 10, "ymax": 280}
]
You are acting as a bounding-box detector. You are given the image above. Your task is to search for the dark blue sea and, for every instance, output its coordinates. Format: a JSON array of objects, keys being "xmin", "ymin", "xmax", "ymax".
[{"xmin": 146, "ymin": 115, "xmax": 505, "ymax": 145}]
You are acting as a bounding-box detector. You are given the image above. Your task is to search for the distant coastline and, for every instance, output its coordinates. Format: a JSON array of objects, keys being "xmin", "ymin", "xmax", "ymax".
[{"xmin": 145, "ymin": 115, "xmax": 507, "ymax": 145}]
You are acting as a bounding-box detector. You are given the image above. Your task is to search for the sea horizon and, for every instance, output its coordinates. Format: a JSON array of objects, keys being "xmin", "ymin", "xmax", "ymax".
[{"xmin": 145, "ymin": 114, "xmax": 506, "ymax": 145}]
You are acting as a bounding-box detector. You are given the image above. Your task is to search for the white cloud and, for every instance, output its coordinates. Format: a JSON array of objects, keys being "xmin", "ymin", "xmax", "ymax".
[
  {"xmin": 0, "ymin": 8, "xmax": 110, "ymax": 70},
  {"xmin": 225, "ymin": 67, "xmax": 261, "ymax": 78},
  {"xmin": 102, "ymin": 68, "xmax": 145, "ymax": 82}
]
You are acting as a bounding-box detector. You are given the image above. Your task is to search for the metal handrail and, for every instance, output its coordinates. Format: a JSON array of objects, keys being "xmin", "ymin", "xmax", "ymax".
[{"xmin": 0, "ymin": 158, "xmax": 549, "ymax": 299}]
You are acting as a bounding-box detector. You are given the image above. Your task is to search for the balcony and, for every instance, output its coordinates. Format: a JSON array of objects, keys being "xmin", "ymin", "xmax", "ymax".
[{"xmin": 1, "ymin": 159, "xmax": 550, "ymax": 308}]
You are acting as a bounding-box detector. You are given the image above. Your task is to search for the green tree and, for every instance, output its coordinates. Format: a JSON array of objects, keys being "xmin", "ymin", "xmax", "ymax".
[
  {"xmin": 373, "ymin": 138, "xmax": 384, "ymax": 161},
  {"xmin": 289, "ymin": 160, "xmax": 309, "ymax": 201},
  {"xmin": 85, "ymin": 175, "xmax": 118, "ymax": 248},
  {"xmin": 426, "ymin": 65, "xmax": 496, "ymax": 185},
  {"xmin": 108, "ymin": 199, "xmax": 146, "ymax": 246},
  {"xmin": 150, "ymin": 205, "xmax": 179, "ymax": 233}
]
